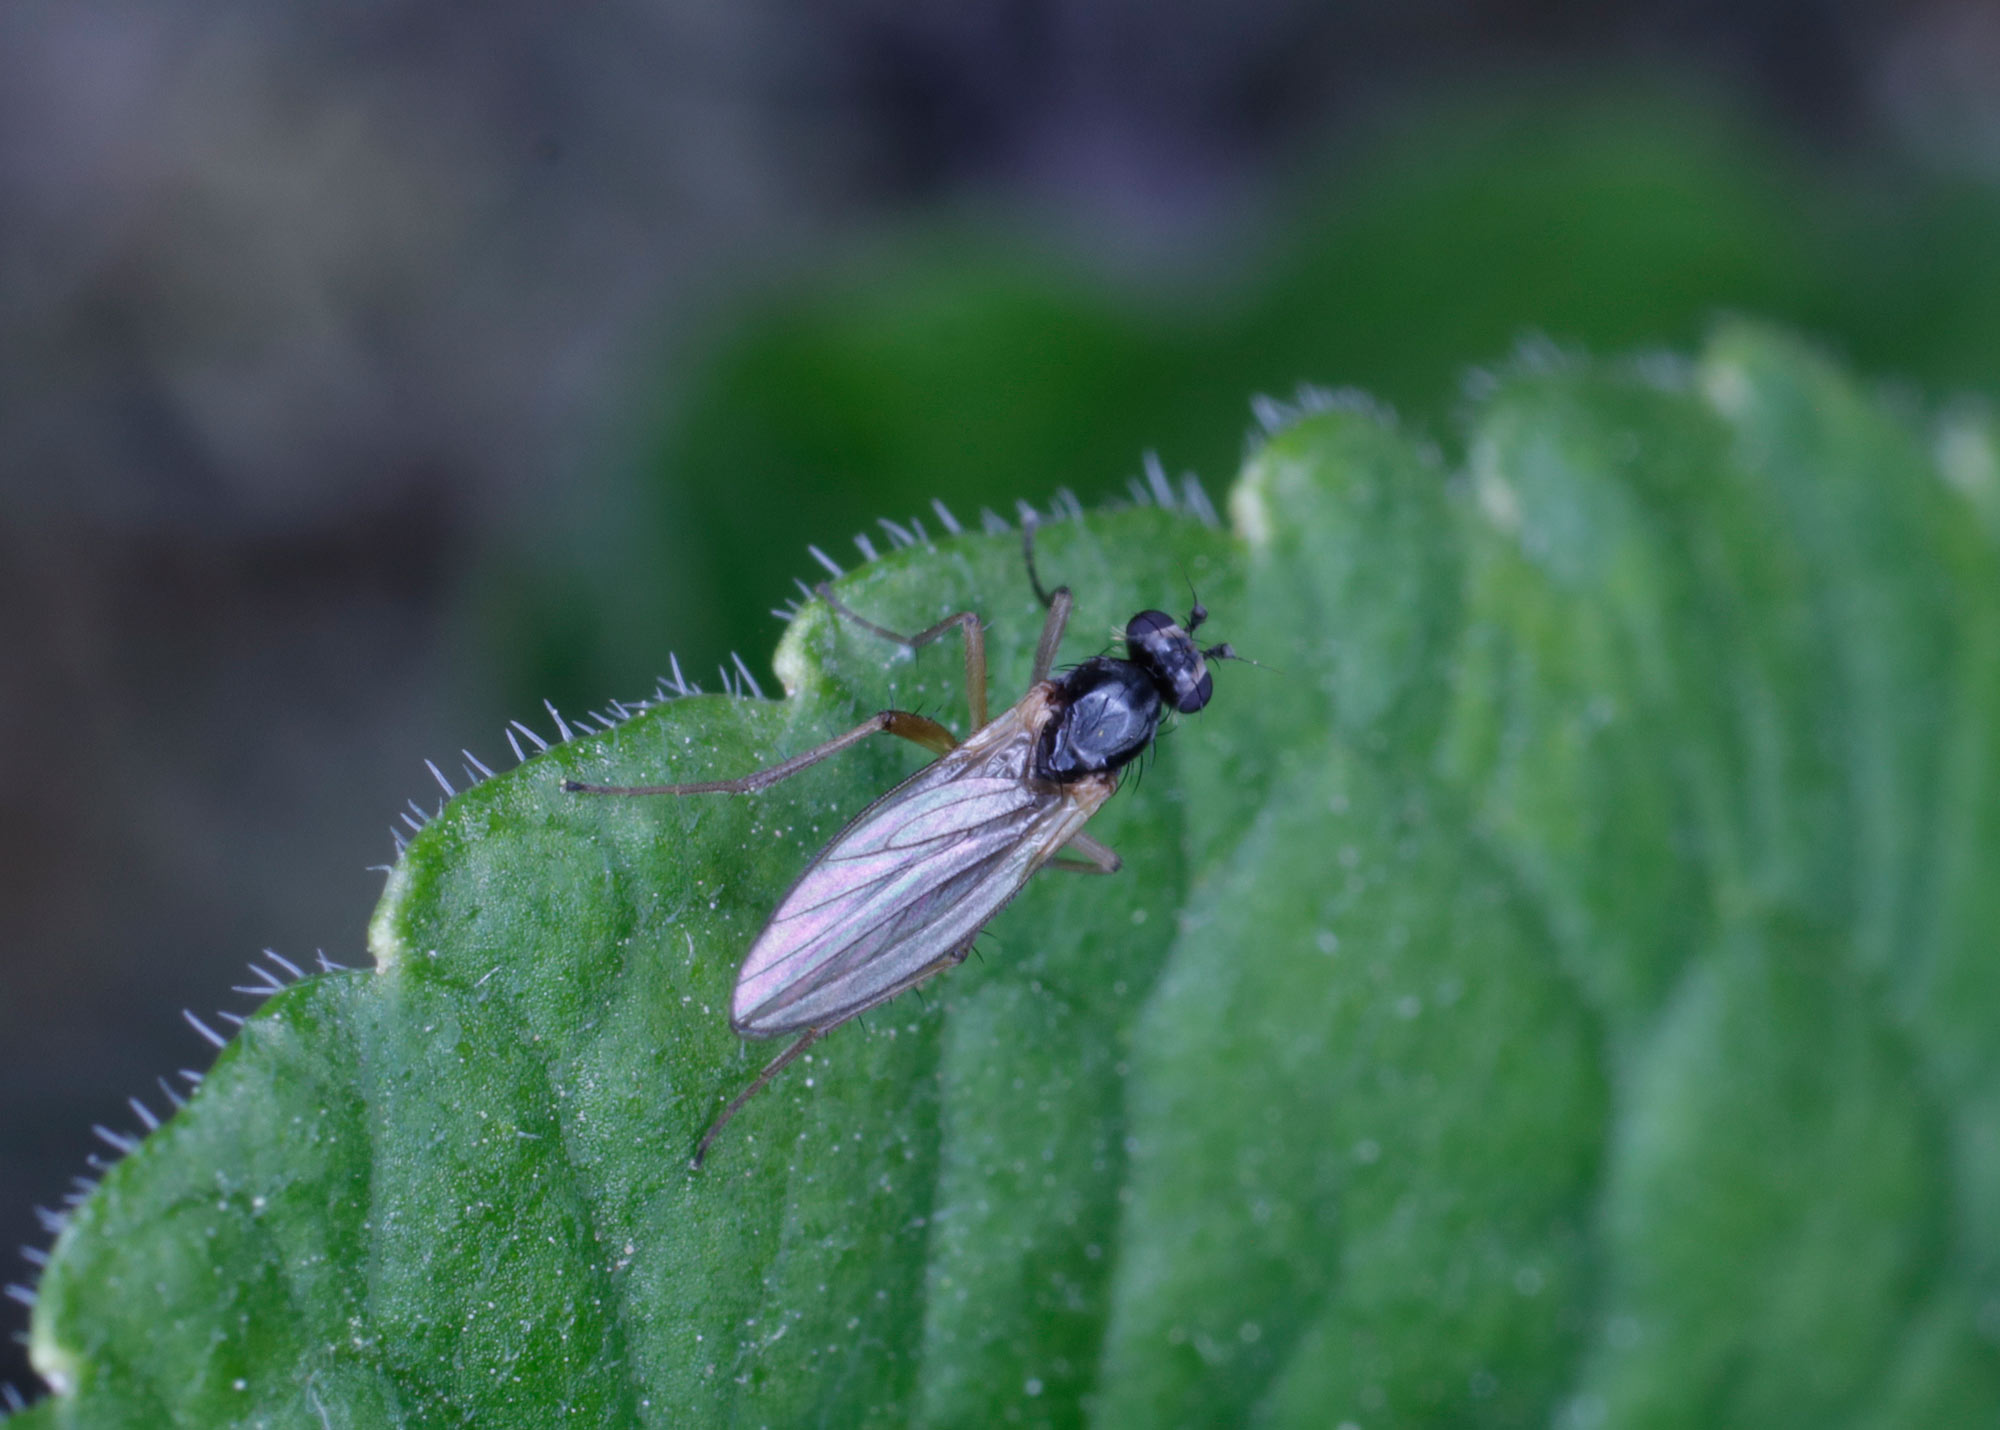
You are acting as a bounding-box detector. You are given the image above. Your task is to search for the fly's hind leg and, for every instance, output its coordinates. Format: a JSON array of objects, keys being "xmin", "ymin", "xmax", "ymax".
[
  {"xmin": 691, "ymin": 938, "xmax": 977, "ymax": 1168},
  {"xmin": 563, "ymin": 708, "xmax": 957, "ymax": 797},
  {"xmin": 817, "ymin": 585, "xmax": 991, "ymax": 730},
  {"xmin": 690, "ymin": 1027, "xmax": 821, "ymax": 1169}
]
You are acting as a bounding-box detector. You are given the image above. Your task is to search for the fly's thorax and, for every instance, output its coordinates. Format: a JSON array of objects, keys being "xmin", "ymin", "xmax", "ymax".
[
  {"xmin": 1034, "ymin": 657, "xmax": 1164, "ymax": 780},
  {"xmin": 949, "ymin": 682, "xmax": 1055, "ymax": 777}
]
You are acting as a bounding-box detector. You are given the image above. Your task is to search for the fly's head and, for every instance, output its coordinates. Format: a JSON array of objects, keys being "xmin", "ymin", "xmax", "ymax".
[
  {"xmin": 1123, "ymin": 601, "xmax": 1234, "ymax": 714},
  {"xmin": 1033, "ymin": 598, "xmax": 1236, "ymax": 782}
]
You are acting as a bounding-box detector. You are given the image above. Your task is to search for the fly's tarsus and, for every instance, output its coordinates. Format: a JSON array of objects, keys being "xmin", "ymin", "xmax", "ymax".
[
  {"xmin": 691, "ymin": 1028, "xmax": 821, "ymax": 1170},
  {"xmin": 1021, "ymin": 515, "xmax": 1060, "ymax": 609}
]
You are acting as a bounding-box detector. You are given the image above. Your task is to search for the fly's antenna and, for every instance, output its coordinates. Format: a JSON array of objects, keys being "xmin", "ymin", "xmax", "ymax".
[{"xmin": 1205, "ymin": 642, "xmax": 1272, "ymax": 672}]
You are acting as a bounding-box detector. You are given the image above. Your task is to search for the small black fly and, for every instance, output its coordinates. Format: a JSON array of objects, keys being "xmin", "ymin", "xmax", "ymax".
[{"xmin": 566, "ymin": 520, "xmax": 1237, "ymax": 1165}]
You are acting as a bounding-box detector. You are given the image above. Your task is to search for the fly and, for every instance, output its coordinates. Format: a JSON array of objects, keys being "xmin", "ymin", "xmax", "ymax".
[{"xmin": 564, "ymin": 523, "xmax": 1235, "ymax": 1167}]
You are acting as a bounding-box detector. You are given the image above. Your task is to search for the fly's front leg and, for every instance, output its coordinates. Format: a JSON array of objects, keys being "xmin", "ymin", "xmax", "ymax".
[
  {"xmin": 1043, "ymin": 830, "xmax": 1122, "ymax": 875},
  {"xmin": 817, "ymin": 585, "xmax": 990, "ymax": 731},
  {"xmin": 1021, "ymin": 516, "xmax": 1074, "ymax": 685},
  {"xmin": 562, "ymin": 709, "xmax": 957, "ymax": 797}
]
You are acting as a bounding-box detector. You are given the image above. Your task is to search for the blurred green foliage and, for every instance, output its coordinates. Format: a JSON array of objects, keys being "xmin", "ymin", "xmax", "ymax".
[{"xmin": 491, "ymin": 89, "xmax": 2000, "ymax": 719}]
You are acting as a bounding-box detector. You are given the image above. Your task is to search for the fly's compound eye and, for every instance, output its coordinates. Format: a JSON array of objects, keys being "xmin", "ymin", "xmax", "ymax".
[
  {"xmin": 1125, "ymin": 608, "xmax": 1211, "ymax": 714},
  {"xmin": 1124, "ymin": 609, "xmax": 1179, "ymax": 649},
  {"xmin": 1177, "ymin": 665, "xmax": 1214, "ymax": 713}
]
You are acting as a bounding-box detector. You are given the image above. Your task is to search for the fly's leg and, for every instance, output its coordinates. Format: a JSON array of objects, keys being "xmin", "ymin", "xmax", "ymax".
[
  {"xmin": 1021, "ymin": 513, "xmax": 1060, "ymax": 608},
  {"xmin": 691, "ymin": 939, "xmax": 978, "ymax": 1168},
  {"xmin": 1021, "ymin": 516, "xmax": 1074, "ymax": 685},
  {"xmin": 1029, "ymin": 589, "xmax": 1074, "ymax": 687},
  {"xmin": 816, "ymin": 585, "xmax": 991, "ymax": 731},
  {"xmin": 1043, "ymin": 830, "xmax": 1121, "ymax": 875},
  {"xmin": 562, "ymin": 709, "xmax": 957, "ymax": 797},
  {"xmin": 690, "ymin": 1028, "xmax": 821, "ymax": 1169}
]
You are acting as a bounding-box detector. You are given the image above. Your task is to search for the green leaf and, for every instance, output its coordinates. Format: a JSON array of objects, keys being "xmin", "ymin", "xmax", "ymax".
[{"xmin": 19, "ymin": 324, "xmax": 2000, "ymax": 1426}]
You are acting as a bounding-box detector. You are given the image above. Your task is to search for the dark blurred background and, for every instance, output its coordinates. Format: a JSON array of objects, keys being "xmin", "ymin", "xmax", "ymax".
[{"xmin": 8, "ymin": 0, "xmax": 2000, "ymax": 1396}]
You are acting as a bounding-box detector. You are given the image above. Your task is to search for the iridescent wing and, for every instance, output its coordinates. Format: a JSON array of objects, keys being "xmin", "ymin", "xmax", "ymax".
[{"xmin": 730, "ymin": 702, "xmax": 1111, "ymax": 1036}]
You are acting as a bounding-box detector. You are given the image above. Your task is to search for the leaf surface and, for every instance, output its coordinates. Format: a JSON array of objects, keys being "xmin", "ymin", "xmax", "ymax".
[{"xmin": 20, "ymin": 325, "xmax": 2000, "ymax": 1427}]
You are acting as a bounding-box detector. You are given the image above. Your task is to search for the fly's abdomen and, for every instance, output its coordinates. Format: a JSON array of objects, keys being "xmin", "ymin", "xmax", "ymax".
[{"xmin": 729, "ymin": 775, "xmax": 1093, "ymax": 1035}]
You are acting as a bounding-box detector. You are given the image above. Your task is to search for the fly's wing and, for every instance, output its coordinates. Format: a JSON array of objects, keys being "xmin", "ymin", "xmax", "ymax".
[{"xmin": 730, "ymin": 736, "xmax": 1098, "ymax": 1036}]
